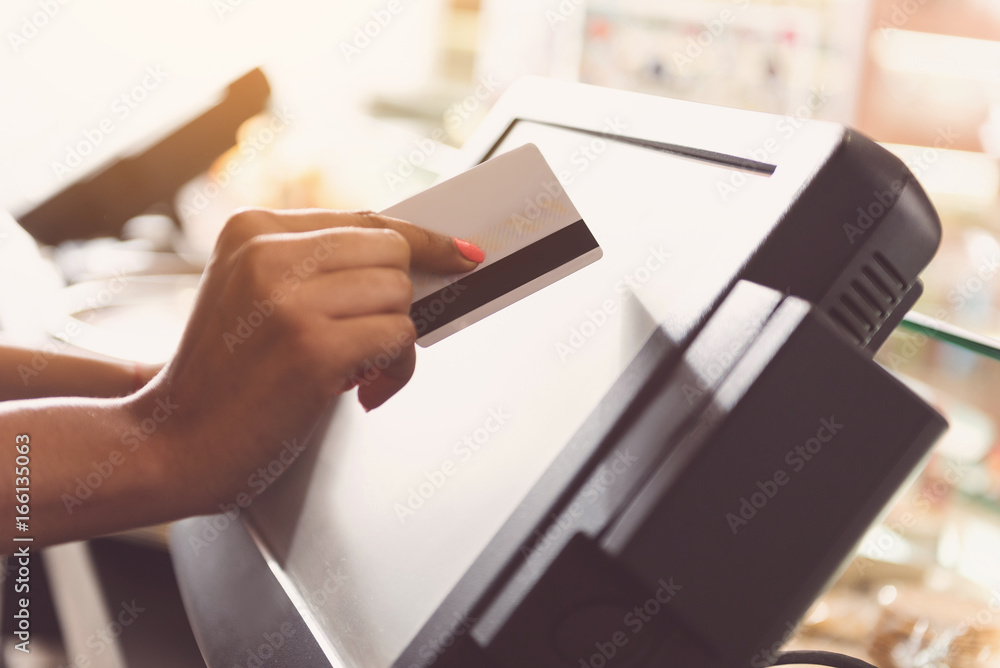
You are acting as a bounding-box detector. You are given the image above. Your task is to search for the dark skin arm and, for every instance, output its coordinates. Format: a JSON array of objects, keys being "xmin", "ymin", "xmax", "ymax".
[
  {"xmin": 0, "ymin": 341, "xmax": 162, "ymax": 401},
  {"xmin": 0, "ymin": 208, "xmax": 482, "ymax": 552}
]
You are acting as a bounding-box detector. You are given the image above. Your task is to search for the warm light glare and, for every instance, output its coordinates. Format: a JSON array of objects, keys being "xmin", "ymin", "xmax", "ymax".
[
  {"xmin": 0, "ymin": 0, "xmax": 444, "ymax": 212},
  {"xmin": 873, "ymin": 29, "xmax": 1000, "ymax": 83},
  {"xmin": 881, "ymin": 143, "xmax": 1000, "ymax": 202},
  {"xmin": 877, "ymin": 585, "xmax": 898, "ymax": 606}
]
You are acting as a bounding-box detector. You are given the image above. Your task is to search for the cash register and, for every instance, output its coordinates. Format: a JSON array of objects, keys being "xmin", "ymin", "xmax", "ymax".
[{"xmin": 170, "ymin": 77, "xmax": 947, "ymax": 668}]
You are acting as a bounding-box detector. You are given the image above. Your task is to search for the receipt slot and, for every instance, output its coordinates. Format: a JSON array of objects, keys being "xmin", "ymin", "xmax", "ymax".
[{"xmin": 171, "ymin": 78, "xmax": 946, "ymax": 668}]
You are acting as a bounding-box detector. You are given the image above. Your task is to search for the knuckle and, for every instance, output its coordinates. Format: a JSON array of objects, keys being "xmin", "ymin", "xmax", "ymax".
[
  {"xmin": 238, "ymin": 235, "xmax": 269, "ymax": 264},
  {"xmin": 415, "ymin": 225, "xmax": 435, "ymax": 245},
  {"xmin": 391, "ymin": 267, "xmax": 413, "ymax": 291},
  {"xmin": 236, "ymin": 237, "xmax": 277, "ymax": 288},
  {"xmin": 381, "ymin": 228, "xmax": 411, "ymax": 261},
  {"xmin": 221, "ymin": 207, "xmax": 271, "ymax": 245},
  {"xmin": 378, "ymin": 226, "xmax": 405, "ymax": 243},
  {"xmin": 351, "ymin": 209, "xmax": 383, "ymax": 226},
  {"xmin": 386, "ymin": 268, "xmax": 413, "ymax": 308}
]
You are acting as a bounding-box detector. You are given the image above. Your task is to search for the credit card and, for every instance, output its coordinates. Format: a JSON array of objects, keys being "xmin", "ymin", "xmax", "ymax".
[{"xmin": 381, "ymin": 143, "xmax": 602, "ymax": 346}]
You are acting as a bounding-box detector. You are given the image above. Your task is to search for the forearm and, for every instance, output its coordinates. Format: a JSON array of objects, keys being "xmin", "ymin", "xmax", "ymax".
[
  {"xmin": 0, "ymin": 344, "xmax": 162, "ymax": 401},
  {"xmin": 0, "ymin": 392, "xmax": 187, "ymax": 553}
]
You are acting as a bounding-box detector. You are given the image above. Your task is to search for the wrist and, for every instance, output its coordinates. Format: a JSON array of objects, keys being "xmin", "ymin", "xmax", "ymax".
[
  {"xmin": 118, "ymin": 384, "xmax": 202, "ymax": 520},
  {"xmin": 124, "ymin": 361, "xmax": 165, "ymax": 395},
  {"xmin": 137, "ymin": 362, "xmax": 165, "ymax": 389},
  {"xmin": 17, "ymin": 393, "xmax": 194, "ymax": 548}
]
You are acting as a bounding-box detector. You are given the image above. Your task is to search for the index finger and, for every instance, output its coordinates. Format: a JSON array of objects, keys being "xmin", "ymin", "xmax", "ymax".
[{"xmin": 272, "ymin": 209, "xmax": 485, "ymax": 274}]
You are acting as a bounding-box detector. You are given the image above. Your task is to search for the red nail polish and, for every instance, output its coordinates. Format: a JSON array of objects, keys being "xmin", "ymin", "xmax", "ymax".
[{"xmin": 454, "ymin": 238, "xmax": 485, "ymax": 264}]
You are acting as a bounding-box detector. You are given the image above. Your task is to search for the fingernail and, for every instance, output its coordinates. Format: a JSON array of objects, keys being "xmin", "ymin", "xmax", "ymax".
[{"xmin": 453, "ymin": 238, "xmax": 485, "ymax": 264}]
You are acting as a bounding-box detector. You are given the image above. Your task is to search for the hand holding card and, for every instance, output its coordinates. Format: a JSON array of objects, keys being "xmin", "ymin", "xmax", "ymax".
[{"xmin": 382, "ymin": 143, "xmax": 602, "ymax": 345}]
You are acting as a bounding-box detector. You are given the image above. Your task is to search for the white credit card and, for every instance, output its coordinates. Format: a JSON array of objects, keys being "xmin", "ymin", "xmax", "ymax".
[{"xmin": 381, "ymin": 143, "xmax": 603, "ymax": 346}]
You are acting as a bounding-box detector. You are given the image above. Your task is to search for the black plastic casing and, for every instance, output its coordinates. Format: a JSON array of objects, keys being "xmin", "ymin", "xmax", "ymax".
[{"xmin": 396, "ymin": 130, "xmax": 946, "ymax": 668}]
